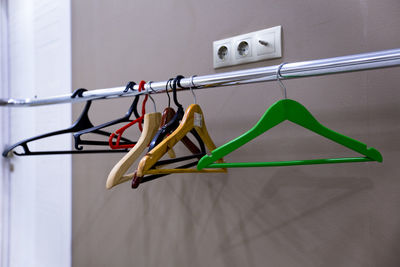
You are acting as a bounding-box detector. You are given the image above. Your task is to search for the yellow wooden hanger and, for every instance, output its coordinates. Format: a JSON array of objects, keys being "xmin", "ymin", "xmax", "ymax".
[{"xmin": 123, "ymin": 104, "xmax": 227, "ymax": 187}]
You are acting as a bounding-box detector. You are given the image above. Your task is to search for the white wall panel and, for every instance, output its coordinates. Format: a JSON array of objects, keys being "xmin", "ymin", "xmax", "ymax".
[
  {"xmin": 0, "ymin": 1, "xmax": 10, "ymax": 266},
  {"xmin": 7, "ymin": 0, "xmax": 71, "ymax": 266}
]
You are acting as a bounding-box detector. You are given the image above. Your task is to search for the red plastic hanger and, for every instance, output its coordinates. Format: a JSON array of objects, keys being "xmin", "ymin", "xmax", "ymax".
[{"xmin": 109, "ymin": 80, "xmax": 148, "ymax": 149}]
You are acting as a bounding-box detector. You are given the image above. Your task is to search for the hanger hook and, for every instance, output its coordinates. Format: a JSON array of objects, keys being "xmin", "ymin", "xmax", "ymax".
[
  {"xmin": 165, "ymin": 78, "xmax": 173, "ymax": 108},
  {"xmin": 276, "ymin": 62, "xmax": 288, "ymax": 99},
  {"xmin": 147, "ymin": 81, "xmax": 157, "ymax": 112},
  {"xmin": 138, "ymin": 80, "xmax": 148, "ymax": 117},
  {"xmin": 172, "ymin": 75, "xmax": 184, "ymax": 109},
  {"xmin": 71, "ymin": 88, "xmax": 88, "ymax": 98},
  {"xmin": 123, "ymin": 81, "xmax": 136, "ymax": 93},
  {"xmin": 189, "ymin": 75, "xmax": 197, "ymax": 104}
]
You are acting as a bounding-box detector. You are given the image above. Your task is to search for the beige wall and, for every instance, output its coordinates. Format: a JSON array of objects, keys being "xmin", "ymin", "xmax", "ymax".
[{"xmin": 71, "ymin": 1, "xmax": 400, "ymax": 266}]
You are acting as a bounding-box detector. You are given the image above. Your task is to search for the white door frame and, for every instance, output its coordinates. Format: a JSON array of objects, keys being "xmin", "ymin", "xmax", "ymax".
[
  {"xmin": 2, "ymin": 1, "xmax": 72, "ymax": 266},
  {"xmin": 0, "ymin": 0, "xmax": 10, "ymax": 266}
]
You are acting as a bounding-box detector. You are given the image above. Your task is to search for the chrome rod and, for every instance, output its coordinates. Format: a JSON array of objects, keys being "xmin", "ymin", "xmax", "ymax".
[{"xmin": 1, "ymin": 48, "xmax": 400, "ymax": 107}]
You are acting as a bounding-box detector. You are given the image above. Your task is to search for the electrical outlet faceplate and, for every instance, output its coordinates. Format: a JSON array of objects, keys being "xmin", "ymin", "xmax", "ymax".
[{"xmin": 213, "ymin": 26, "xmax": 282, "ymax": 68}]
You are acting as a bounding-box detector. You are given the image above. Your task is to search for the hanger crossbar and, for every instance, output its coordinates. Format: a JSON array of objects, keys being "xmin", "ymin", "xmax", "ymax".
[{"xmin": 206, "ymin": 157, "xmax": 373, "ymax": 168}]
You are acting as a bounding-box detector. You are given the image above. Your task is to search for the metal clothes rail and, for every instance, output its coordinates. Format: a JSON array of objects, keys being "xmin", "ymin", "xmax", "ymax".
[{"xmin": 1, "ymin": 48, "xmax": 400, "ymax": 107}]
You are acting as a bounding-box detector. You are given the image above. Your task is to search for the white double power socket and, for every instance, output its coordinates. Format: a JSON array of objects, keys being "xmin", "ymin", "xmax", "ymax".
[{"xmin": 213, "ymin": 26, "xmax": 282, "ymax": 68}]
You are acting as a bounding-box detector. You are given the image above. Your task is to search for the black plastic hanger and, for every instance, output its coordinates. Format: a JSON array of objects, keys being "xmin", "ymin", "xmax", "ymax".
[
  {"xmin": 2, "ymin": 88, "xmax": 131, "ymax": 156},
  {"xmin": 148, "ymin": 76, "xmax": 204, "ymax": 153},
  {"xmin": 73, "ymin": 81, "xmax": 141, "ymax": 150}
]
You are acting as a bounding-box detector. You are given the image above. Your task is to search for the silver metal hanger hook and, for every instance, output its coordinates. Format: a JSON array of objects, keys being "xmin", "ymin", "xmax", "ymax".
[
  {"xmin": 277, "ymin": 62, "xmax": 288, "ymax": 99},
  {"xmin": 147, "ymin": 81, "xmax": 157, "ymax": 112},
  {"xmin": 189, "ymin": 75, "xmax": 197, "ymax": 104}
]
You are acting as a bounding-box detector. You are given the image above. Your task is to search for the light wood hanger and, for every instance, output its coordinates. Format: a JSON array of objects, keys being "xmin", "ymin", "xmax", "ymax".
[
  {"xmin": 123, "ymin": 104, "xmax": 226, "ymax": 186},
  {"xmin": 161, "ymin": 107, "xmax": 203, "ymax": 157},
  {"xmin": 106, "ymin": 112, "xmax": 161, "ymax": 189}
]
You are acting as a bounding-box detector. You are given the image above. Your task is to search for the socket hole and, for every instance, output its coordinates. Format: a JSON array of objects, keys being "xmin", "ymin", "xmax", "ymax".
[
  {"xmin": 217, "ymin": 46, "xmax": 228, "ymax": 61},
  {"xmin": 237, "ymin": 41, "xmax": 249, "ymax": 57}
]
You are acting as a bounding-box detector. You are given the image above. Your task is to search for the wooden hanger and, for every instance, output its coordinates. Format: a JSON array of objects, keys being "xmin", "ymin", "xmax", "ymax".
[
  {"xmin": 106, "ymin": 104, "xmax": 206, "ymax": 189},
  {"xmin": 105, "ymin": 106, "xmax": 190, "ymax": 189},
  {"xmin": 197, "ymin": 98, "xmax": 383, "ymax": 170},
  {"xmin": 106, "ymin": 112, "xmax": 161, "ymax": 189},
  {"xmin": 161, "ymin": 107, "xmax": 203, "ymax": 156},
  {"xmin": 125, "ymin": 104, "xmax": 227, "ymax": 188}
]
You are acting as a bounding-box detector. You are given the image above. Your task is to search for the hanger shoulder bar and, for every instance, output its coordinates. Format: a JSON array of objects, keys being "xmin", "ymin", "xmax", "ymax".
[{"xmin": 206, "ymin": 157, "xmax": 374, "ymax": 168}]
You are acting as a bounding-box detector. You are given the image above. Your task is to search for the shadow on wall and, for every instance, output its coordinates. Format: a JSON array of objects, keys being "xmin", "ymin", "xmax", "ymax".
[
  {"xmin": 102, "ymin": 165, "xmax": 374, "ymax": 266},
  {"xmin": 188, "ymin": 168, "xmax": 372, "ymax": 266}
]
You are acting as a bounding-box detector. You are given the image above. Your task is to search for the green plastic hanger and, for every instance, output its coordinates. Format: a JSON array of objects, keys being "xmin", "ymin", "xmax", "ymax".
[{"xmin": 197, "ymin": 98, "xmax": 382, "ymax": 169}]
